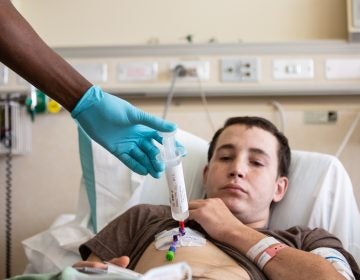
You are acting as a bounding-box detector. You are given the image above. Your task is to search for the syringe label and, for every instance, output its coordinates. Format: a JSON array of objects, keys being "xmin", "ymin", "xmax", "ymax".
[{"xmin": 166, "ymin": 163, "xmax": 188, "ymax": 213}]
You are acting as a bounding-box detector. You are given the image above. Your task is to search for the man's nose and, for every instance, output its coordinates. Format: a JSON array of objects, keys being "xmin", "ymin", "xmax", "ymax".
[{"xmin": 228, "ymin": 159, "xmax": 247, "ymax": 178}]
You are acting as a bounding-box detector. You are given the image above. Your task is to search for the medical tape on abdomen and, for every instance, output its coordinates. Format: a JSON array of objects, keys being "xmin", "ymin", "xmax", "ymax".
[{"xmin": 154, "ymin": 227, "xmax": 206, "ymax": 250}]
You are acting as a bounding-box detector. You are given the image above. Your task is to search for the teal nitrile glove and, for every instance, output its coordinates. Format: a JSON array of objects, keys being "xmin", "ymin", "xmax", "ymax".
[{"xmin": 71, "ymin": 86, "xmax": 177, "ymax": 178}]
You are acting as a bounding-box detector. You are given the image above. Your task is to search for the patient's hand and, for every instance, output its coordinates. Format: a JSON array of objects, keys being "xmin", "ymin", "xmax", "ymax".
[
  {"xmin": 189, "ymin": 198, "xmax": 244, "ymax": 242},
  {"xmin": 73, "ymin": 254, "xmax": 130, "ymax": 269}
]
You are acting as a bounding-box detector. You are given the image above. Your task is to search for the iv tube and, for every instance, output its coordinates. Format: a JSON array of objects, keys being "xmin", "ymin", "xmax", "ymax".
[{"xmin": 161, "ymin": 131, "xmax": 189, "ymax": 221}]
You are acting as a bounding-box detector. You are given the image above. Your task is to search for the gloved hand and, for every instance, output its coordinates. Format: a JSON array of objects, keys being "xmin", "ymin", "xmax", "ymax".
[{"xmin": 71, "ymin": 86, "xmax": 177, "ymax": 178}]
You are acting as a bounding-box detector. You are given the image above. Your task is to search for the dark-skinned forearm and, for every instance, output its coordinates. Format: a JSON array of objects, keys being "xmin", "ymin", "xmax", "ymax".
[{"xmin": 0, "ymin": 0, "xmax": 92, "ymax": 111}]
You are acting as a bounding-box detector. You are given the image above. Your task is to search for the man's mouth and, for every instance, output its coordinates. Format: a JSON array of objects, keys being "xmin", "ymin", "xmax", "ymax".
[{"xmin": 222, "ymin": 183, "xmax": 247, "ymax": 194}]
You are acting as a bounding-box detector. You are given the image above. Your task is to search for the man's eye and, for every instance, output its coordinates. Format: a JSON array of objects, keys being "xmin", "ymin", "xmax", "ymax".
[
  {"xmin": 251, "ymin": 160, "xmax": 264, "ymax": 167},
  {"xmin": 219, "ymin": 156, "xmax": 232, "ymax": 161}
]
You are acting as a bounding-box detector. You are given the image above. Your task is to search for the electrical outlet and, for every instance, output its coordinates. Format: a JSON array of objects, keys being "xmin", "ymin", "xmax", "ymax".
[
  {"xmin": 220, "ymin": 58, "xmax": 260, "ymax": 82},
  {"xmin": 304, "ymin": 111, "xmax": 337, "ymax": 124},
  {"xmin": 273, "ymin": 59, "xmax": 314, "ymax": 80},
  {"xmin": 169, "ymin": 61, "xmax": 210, "ymax": 81}
]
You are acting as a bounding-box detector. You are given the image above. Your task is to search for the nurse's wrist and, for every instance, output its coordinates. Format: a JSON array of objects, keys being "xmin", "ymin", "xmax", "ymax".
[{"xmin": 71, "ymin": 85, "xmax": 103, "ymax": 118}]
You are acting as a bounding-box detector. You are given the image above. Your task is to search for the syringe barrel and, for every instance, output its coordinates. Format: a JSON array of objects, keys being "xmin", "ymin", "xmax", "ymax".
[{"xmin": 161, "ymin": 132, "xmax": 189, "ymax": 221}]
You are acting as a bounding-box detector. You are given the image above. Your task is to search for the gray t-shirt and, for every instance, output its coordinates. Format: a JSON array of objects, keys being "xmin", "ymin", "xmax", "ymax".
[{"xmin": 80, "ymin": 204, "xmax": 360, "ymax": 280}]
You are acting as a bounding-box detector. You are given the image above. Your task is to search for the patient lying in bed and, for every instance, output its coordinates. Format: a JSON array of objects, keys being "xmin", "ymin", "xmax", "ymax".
[{"xmin": 74, "ymin": 117, "xmax": 360, "ymax": 280}]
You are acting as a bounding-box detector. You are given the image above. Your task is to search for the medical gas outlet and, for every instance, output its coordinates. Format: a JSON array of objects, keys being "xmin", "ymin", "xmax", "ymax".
[{"xmin": 169, "ymin": 61, "xmax": 210, "ymax": 81}]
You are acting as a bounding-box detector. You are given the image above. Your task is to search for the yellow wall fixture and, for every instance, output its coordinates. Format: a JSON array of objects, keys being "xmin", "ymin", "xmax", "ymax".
[{"xmin": 47, "ymin": 99, "xmax": 62, "ymax": 114}]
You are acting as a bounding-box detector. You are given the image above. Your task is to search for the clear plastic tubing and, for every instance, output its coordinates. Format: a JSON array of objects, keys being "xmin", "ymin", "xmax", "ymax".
[{"xmin": 161, "ymin": 131, "xmax": 189, "ymax": 221}]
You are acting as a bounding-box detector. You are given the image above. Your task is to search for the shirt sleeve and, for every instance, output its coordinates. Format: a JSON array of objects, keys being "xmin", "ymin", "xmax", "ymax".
[{"xmin": 310, "ymin": 247, "xmax": 355, "ymax": 280}]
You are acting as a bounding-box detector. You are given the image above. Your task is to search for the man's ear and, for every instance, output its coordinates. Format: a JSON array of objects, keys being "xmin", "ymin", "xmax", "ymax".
[
  {"xmin": 272, "ymin": 176, "xmax": 288, "ymax": 203},
  {"xmin": 202, "ymin": 165, "xmax": 209, "ymax": 190}
]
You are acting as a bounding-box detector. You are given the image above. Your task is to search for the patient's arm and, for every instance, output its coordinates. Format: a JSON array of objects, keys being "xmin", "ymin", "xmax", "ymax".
[
  {"xmin": 73, "ymin": 253, "xmax": 130, "ymax": 269},
  {"xmin": 259, "ymin": 247, "xmax": 347, "ymax": 280},
  {"xmin": 189, "ymin": 199, "xmax": 348, "ymax": 280}
]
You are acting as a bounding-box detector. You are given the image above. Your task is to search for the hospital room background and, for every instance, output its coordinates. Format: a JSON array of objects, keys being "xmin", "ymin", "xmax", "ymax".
[{"xmin": 1, "ymin": 0, "xmax": 360, "ymax": 277}]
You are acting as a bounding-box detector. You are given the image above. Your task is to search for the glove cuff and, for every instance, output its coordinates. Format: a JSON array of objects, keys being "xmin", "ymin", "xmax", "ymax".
[{"xmin": 71, "ymin": 85, "xmax": 104, "ymax": 118}]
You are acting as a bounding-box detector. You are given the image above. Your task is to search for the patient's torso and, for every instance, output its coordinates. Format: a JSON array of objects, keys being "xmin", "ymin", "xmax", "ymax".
[
  {"xmin": 135, "ymin": 240, "xmax": 250, "ymax": 280},
  {"xmin": 81, "ymin": 205, "xmax": 358, "ymax": 279}
]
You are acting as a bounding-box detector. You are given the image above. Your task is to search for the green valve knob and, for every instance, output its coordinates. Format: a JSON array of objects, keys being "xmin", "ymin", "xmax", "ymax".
[{"xmin": 166, "ymin": 250, "xmax": 175, "ymax": 261}]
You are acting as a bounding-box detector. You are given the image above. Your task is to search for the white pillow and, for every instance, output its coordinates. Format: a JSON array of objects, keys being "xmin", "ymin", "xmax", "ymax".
[{"xmin": 270, "ymin": 150, "xmax": 360, "ymax": 262}]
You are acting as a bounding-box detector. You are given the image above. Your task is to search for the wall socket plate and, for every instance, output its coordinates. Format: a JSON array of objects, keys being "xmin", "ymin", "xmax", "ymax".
[
  {"xmin": 72, "ymin": 62, "xmax": 108, "ymax": 83},
  {"xmin": 325, "ymin": 59, "xmax": 360, "ymax": 80},
  {"xmin": 117, "ymin": 62, "xmax": 158, "ymax": 81},
  {"xmin": 273, "ymin": 59, "xmax": 314, "ymax": 80},
  {"xmin": 304, "ymin": 111, "xmax": 337, "ymax": 124},
  {"xmin": 220, "ymin": 58, "xmax": 260, "ymax": 82}
]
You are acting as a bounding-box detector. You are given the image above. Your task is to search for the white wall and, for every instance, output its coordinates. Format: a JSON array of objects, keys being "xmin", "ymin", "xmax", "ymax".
[
  {"xmin": 17, "ymin": 0, "xmax": 347, "ymax": 47},
  {"xmin": 1, "ymin": 0, "xmax": 359, "ymax": 278}
]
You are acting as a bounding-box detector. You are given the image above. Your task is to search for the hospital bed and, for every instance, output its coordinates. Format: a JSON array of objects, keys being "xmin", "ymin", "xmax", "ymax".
[{"xmin": 22, "ymin": 126, "xmax": 360, "ymax": 274}]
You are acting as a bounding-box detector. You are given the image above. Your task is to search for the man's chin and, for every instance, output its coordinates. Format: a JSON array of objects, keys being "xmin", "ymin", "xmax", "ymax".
[{"xmin": 220, "ymin": 197, "xmax": 245, "ymax": 210}]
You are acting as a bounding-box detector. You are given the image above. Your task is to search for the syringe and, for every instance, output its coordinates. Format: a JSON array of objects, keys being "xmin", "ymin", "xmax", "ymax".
[{"xmin": 161, "ymin": 131, "xmax": 189, "ymax": 221}]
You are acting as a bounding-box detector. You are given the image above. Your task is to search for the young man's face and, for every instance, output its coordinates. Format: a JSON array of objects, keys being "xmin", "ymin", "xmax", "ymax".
[{"xmin": 203, "ymin": 124, "xmax": 288, "ymax": 227}]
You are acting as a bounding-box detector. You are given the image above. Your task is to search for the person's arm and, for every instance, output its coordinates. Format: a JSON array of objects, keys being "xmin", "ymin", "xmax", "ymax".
[
  {"xmin": 0, "ymin": 0, "xmax": 91, "ymax": 111},
  {"xmin": 0, "ymin": 0, "xmax": 179, "ymax": 177},
  {"xmin": 189, "ymin": 198, "xmax": 347, "ymax": 280}
]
